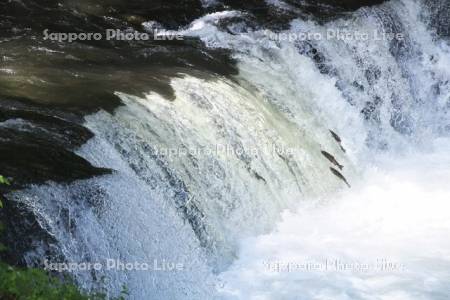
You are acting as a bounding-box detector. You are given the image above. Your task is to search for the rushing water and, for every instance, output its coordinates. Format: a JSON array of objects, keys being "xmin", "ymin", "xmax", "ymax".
[
  {"xmin": 4, "ymin": 0, "xmax": 450, "ymax": 299},
  {"xmin": 199, "ymin": 1, "xmax": 450, "ymax": 298},
  {"xmin": 219, "ymin": 138, "xmax": 450, "ymax": 300}
]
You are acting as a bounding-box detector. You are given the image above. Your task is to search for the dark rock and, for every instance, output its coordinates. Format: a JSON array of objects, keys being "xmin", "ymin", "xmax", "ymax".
[
  {"xmin": 0, "ymin": 100, "xmax": 93, "ymax": 148},
  {"xmin": 0, "ymin": 97, "xmax": 110, "ymax": 269},
  {"xmin": 0, "ymin": 0, "xmax": 237, "ymax": 110},
  {"xmin": 214, "ymin": 0, "xmax": 387, "ymax": 30},
  {"xmin": 0, "ymin": 135, "xmax": 110, "ymax": 191},
  {"xmin": 114, "ymin": 0, "xmax": 205, "ymax": 29},
  {"xmin": 304, "ymin": 0, "xmax": 386, "ymax": 11},
  {"xmin": 0, "ymin": 97, "xmax": 110, "ymax": 192},
  {"xmin": 0, "ymin": 198, "xmax": 61, "ymax": 267}
]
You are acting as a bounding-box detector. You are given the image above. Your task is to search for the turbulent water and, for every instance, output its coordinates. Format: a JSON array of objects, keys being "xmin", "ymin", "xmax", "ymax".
[
  {"xmin": 3, "ymin": 0, "xmax": 450, "ymax": 299},
  {"xmin": 219, "ymin": 139, "xmax": 450, "ymax": 299},
  {"xmin": 212, "ymin": 1, "xmax": 450, "ymax": 299}
]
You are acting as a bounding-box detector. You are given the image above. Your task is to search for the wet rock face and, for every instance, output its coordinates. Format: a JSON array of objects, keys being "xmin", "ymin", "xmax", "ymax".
[
  {"xmin": 0, "ymin": 97, "xmax": 110, "ymax": 192},
  {"xmin": 0, "ymin": 0, "xmax": 388, "ymax": 113},
  {"xmin": 112, "ymin": 0, "xmax": 205, "ymax": 29},
  {"xmin": 305, "ymin": 0, "xmax": 386, "ymax": 10},
  {"xmin": 0, "ymin": 0, "xmax": 237, "ymax": 110},
  {"xmin": 0, "ymin": 0, "xmax": 205, "ymax": 30},
  {"xmin": 0, "ymin": 201, "xmax": 60, "ymax": 267},
  {"xmin": 0, "ymin": 97, "xmax": 110, "ymax": 267}
]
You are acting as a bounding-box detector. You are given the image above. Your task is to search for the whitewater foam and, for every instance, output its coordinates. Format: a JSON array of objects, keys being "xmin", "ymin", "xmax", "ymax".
[{"xmin": 219, "ymin": 138, "xmax": 450, "ymax": 300}]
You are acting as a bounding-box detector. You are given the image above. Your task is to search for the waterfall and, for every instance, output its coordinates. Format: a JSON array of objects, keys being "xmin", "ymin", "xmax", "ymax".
[{"xmin": 5, "ymin": 0, "xmax": 450, "ymax": 299}]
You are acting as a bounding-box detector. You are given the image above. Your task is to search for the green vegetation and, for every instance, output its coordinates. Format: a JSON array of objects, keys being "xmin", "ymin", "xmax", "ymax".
[
  {"xmin": 0, "ymin": 263, "xmax": 129, "ymax": 299},
  {"xmin": 0, "ymin": 175, "xmax": 10, "ymax": 186},
  {"xmin": 0, "ymin": 175, "xmax": 127, "ymax": 300},
  {"xmin": 0, "ymin": 263, "xmax": 109, "ymax": 300},
  {"xmin": 0, "ymin": 175, "xmax": 10, "ymax": 208}
]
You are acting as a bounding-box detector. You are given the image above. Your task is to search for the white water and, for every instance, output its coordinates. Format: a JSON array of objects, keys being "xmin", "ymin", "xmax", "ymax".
[
  {"xmin": 8, "ymin": 0, "xmax": 450, "ymax": 299},
  {"xmin": 187, "ymin": 0, "xmax": 450, "ymax": 299},
  {"xmin": 219, "ymin": 138, "xmax": 450, "ymax": 300}
]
